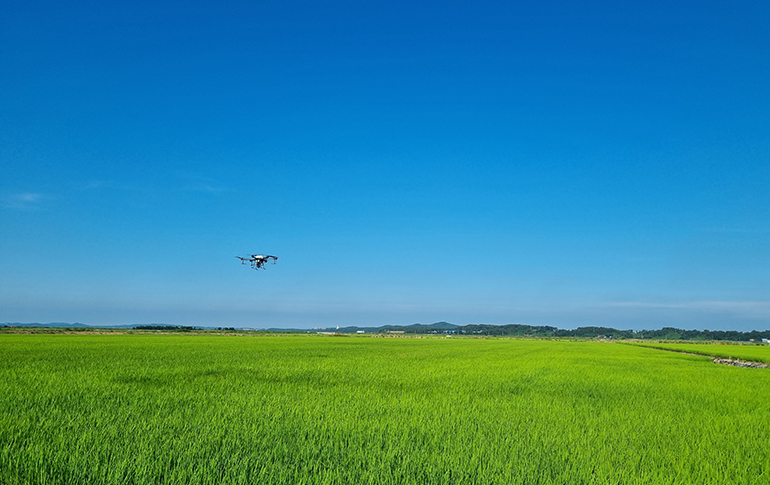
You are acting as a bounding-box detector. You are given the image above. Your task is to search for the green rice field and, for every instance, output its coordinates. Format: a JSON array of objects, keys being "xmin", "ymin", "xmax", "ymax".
[
  {"xmin": 1, "ymin": 333, "xmax": 769, "ymax": 484},
  {"xmin": 628, "ymin": 341, "xmax": 770, "ymax": 364}
]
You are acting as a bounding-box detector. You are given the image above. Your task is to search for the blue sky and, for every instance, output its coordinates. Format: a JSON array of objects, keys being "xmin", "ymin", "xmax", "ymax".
[{"xmin": 2, "ymin": 0, "xmax": 769, "ymax": 330}]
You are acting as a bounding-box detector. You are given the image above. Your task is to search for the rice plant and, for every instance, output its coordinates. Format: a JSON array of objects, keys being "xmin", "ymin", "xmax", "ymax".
[{"xmin": 1, "ymin": 334, "xmax": 768, "ymax": 484}]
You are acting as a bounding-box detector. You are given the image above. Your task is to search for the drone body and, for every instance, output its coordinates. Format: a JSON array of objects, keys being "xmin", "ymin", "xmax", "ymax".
[{"xmin": 236, "ymin": 254, "xmax": 278, "ymax": 270}]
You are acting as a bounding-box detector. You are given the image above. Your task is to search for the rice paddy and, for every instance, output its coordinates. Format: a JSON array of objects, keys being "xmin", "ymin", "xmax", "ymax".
[
  {"xmin": 629, "ymin": 341, "xmax": 770, "ymax": 365},
  {"xmin": 1, "ymin": 333, "xmax": 768, "ymax": 484}
]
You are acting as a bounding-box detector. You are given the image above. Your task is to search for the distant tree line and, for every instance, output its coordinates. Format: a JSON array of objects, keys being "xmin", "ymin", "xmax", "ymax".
[
  {"xmin": 359, "ymin": 323, "xmax": 770, "ymax": 341},
  {"xmin": 461, "ymin": 325, "xmax": 770, "ymax": 341},
  {"xmin": 630, "ymin": 327, "xmax": 770, "ymax": 342},
  {"xmin": 461, "ymin": 324, "xmax": 559, "ymax": 337},
  {"xmin": 134, "ymin": 325, "xmax": 199, "ymax": 332}
]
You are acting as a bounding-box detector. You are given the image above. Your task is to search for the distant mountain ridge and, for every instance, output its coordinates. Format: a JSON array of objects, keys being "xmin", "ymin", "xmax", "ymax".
[
  {"xmin": 3, "ymin": 322, "xmax": 770, "ymax": 342},
  {"xmin": 3, "ymin": 322, "xmax": 160, "ymax": 329},
  {"xmin": 2, "ymin": 322, "xmax": 90, "ymax": 328},
  {"xmin": 277, "ymin": 322, "xmax": 770, "ymax": 342}
]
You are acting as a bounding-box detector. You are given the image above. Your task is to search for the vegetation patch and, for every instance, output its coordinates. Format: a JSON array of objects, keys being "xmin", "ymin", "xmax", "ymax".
[
  {"xmin": 1, "ymin": 334, "xmax": 769, "ymax": 484},
  {"xmin": 628, "ymin": 341, "xmax": 770, "ymax": 365}
]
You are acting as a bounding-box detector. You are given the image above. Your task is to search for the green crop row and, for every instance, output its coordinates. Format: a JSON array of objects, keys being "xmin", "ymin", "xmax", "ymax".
[{"xmin": 1, "ymin": 334, "xmax": 768, "ymax": 484}]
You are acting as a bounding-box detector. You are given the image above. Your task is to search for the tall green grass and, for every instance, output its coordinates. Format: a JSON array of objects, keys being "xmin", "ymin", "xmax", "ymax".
[{"xmin": 1, "ymin": 334, "xmax": 768, "ymax": 484}]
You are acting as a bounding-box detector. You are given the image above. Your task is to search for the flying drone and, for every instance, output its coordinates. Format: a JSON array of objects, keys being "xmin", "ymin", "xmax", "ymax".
[{"xmin": 236, "ymin": 254, "xmax": 279, "ymax": 270}]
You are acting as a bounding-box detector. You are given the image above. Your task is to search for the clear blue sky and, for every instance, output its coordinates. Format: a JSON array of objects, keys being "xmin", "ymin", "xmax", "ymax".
[{"xmin": 2, "ymin": 0, "xmax": 769, "ymax": 330}]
